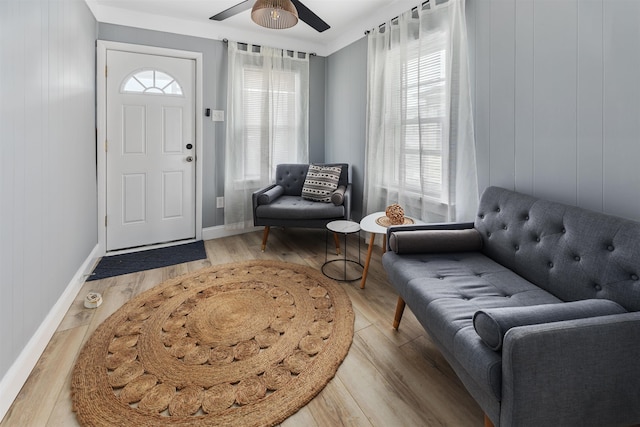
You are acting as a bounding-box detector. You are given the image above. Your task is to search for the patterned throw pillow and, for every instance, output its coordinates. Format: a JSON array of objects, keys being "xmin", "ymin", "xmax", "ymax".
[{"xmin": 301, "ymin": 165, "xmax": 342, "ymax": 202}]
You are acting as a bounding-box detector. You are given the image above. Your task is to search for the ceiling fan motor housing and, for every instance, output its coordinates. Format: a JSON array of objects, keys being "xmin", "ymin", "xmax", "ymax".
[
  {"xmin": 210, "ymin": 0, "xmax": 330, "ymax": 33},
  {"xmin": 251, "ymin": 0, "xmax": 299, "ymax": 29}
]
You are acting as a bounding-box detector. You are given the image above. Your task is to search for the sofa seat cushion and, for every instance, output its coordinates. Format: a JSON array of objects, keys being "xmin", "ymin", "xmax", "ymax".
[
  {"xmin": 255, "ymin": 195, "xmax": 345, "ymax": 220},
  {"xmin": 382, "ymin": 251, "xmax": 562, "ymax": 401}
]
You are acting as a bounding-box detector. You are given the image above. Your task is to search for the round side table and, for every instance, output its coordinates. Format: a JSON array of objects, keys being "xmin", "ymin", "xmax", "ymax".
[
  {"xmin": 322, "ymin": 220, "xmax": 363, "ymax": 282},
  {"xmin": 359, "ymin": 212, "xmax": 418, "ymax": 289}
]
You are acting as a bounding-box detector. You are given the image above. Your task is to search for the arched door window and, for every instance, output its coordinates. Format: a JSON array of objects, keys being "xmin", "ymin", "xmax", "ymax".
[{"xmin": 121, "ymin": 69, "xmax": 183, "ymax": 95}]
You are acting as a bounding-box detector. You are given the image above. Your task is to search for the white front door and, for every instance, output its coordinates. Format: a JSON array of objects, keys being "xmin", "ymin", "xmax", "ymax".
[{"xmin": 105, "ymin": 50, "xmax": 196, "ymax": 251}]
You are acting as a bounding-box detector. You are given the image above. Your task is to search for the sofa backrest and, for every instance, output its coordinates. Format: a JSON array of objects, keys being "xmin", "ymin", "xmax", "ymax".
[
  {"xmin": 474, "ymin": 186, "xmax": 640, "ymax": 311},
  {"xmin": 275, "ymin": 163, "xmax": 349, "ymax": 196}
]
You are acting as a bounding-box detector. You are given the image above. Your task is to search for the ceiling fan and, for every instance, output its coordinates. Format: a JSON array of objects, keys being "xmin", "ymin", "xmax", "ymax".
[{"xmin": 210, "ymin": 0, "xmax": 330, "ymax": 33}]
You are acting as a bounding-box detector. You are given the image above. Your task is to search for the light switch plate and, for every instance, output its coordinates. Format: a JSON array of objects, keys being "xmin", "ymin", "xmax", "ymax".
[{"xmin": 211, "ymin": 110, "xmax": 224, "ymax": 122}]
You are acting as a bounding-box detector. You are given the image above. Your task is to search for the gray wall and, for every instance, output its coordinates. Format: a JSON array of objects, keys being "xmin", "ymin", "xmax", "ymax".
[
  {"xmin": 325, "ymin": 0, "xmax": 640, "ymax": 222},
  {"xmin": 325, "ymin": 37, "xmax": 368, "ymax": 221},
  {"xmin": 0, "ymin": 0, "xmax": 97, "ymax": 380},
  {"xmin": 469, "ymin": 0, "xmax": 640, "ymax": 221},
  {"xmin": 98, "ymin": 24, "xmax": 327, "ymax": 227},
  {"xmin": 309, "ymin": 55, "xmax": 326, "ymax": 163}
]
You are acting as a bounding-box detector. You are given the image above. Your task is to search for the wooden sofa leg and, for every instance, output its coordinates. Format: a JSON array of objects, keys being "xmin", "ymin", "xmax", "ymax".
[
  {"xmin": 333, "ymin": 232, "xmax": 341, "ymax": 255},
  {"xmin": 484, "ymin": 414, "xmax": 495, "ymax": 427},
  {"xmin": 261, "ymin": 226, "xmax": 270, "ymax": 252},
  {"xmin": 393, "ymin": 296, "xmax": 406, "ymax": 330}
]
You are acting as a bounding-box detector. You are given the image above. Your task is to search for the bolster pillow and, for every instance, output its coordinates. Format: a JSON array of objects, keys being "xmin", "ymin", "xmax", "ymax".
[
  {"xmin": 257, "ymin": 185, "xmax": 284, "ymax": 205},
  {"xmin": 331, "ymin": 185, "xmax": 347, "ymax": 205},
  {"xmin": 388, "ymin": 228, "xmax": 483, "ymax": 254},
  {"xmin": 473, "ymin": 299, "xmax": 627, "ymax": 351}
]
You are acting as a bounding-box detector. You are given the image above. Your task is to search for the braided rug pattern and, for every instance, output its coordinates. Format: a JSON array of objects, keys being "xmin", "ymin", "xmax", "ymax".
[{"xmin": 71, "ymin": 260, "xmax": 354, "ymax": 426}]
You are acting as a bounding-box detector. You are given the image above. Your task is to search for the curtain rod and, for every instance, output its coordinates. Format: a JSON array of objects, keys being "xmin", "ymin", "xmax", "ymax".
[
  {"xmin": 364, "ymin": 0, "xmax": 432, "ymax": 35},
  {"xmin": 222, "ymin": 38, "xmax": 316, "ymax": 56}
]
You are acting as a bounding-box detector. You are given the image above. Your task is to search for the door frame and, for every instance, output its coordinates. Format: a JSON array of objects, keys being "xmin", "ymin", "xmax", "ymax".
[{"xmin": 96, "ymin": 40, "xmax": 203, "ymax": 255}]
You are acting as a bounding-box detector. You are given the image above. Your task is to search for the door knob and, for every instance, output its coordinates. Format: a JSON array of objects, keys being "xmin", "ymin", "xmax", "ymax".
[{"xmin": 186, "ymin": 156, "xmax": 194, "ymax": 162}]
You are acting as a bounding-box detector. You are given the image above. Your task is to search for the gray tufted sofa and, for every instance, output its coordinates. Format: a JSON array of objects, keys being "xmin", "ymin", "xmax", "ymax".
[
  {"xmin": 252, "ymin": 163, "xmax": 351, "ymax": 251},
  {"xmin": 382, "ymin": 186, "xmax": 640, "ymax": 427}
]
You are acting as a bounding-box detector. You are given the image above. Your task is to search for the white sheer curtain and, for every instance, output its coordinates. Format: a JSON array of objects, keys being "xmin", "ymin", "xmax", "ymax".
[
  {"xmin": 364, "ymin": 0, "xmax": 478, "ymax": 223},
  {"xmin": 225, "ymin": 42, "xmax": 309, "ymax": 229}
]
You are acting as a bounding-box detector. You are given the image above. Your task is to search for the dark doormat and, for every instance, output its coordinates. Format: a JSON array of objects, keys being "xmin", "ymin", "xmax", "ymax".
[{"xmin": 87, "ymin": 241, "xmax": 207, "ymax": 281}]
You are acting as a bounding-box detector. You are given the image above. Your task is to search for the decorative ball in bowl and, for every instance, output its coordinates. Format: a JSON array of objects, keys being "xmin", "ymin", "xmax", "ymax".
[{"xmin": 385, "ymin": 204, "xmax": 405, "ymax": 225}]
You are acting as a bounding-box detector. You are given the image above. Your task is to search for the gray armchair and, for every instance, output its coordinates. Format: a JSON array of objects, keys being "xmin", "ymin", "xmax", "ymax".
[{"xmin": 252, "ymin": 163, "xmax": 352, "ymax": 251}]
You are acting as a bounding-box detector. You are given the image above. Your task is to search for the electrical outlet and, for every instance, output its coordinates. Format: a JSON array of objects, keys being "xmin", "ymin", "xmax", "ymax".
[
  {"xmin": 211, "ymin": 110, "xmax": 224, "ymax": 122},
  {"xmin": 216, "ymin": 197, "xmax": 224, "ymax": 208}
]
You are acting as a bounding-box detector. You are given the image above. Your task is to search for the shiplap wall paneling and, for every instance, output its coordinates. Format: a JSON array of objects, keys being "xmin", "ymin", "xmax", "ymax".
[
  {"xmin": 532, "ymin": 0, "xmax": 578, "ymax": 204},
  {"xmin": 489, "ymin": 0, "xmax": 516, "ymax": 190},
  {"xmin": 514, "ymin": 0, "xmax": 534, "ymax": 195},
  {"xmin": 0, "ymin": 0, "xmax": 97, "ymax": 380},
  {"xmin": 24, "ymin": 0, "xmax": 44, "ymax": 336},
  {"xmin": 471, "ymin": 0, "xmax": 640, "ymax": 221},
  {"xmin": 603, "ymin": 1, "xmax": 640, "ymax": 220},
  {"xmin": 576, "ymin": 0, "xmax": 604, "ymax": 213},
  {"xmin": 1, "ymin": 1, "xmax": 19, "ymax": 365},
  {"xmin": 473, "ymin": 0, "xmax": 493, "ymax": 192}
]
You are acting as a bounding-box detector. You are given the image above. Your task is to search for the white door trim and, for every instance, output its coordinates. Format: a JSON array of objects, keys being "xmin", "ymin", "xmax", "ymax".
[{"xmin": 97, "ymin": 40, "xmax": 203, "ymax": 255}]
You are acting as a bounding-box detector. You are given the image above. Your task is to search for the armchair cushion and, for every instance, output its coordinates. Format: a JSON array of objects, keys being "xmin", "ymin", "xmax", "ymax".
[
  {"xmin": 301, "ymin": 165, "xmax": 341, "ymax": 202},
  {"xmin": 256, "ymin": 196, "xmax": 345, "ymax": 220},
  {"xmin": 331, "ymin": 185, "xmax": 347, "ymax": 206},
  {"xmin": 473, "ymin": 299, "xmax": 627, "ymax": 351},
  {"xmin": 257, "ymin": 185, "xmax": 284, "ymax": 205}
]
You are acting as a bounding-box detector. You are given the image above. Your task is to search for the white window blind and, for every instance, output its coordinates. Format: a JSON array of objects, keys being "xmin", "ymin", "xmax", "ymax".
[
  {"xmin": 401, "ymin": 47, "xmax": 448, "ymax": 202},
  {"xmin": 383, "ymin": 32, "xmax": 449, "ymax": 206},
  {"xmin": 243, "ymin": 68, "xmax": 299, "ymax": 183}
]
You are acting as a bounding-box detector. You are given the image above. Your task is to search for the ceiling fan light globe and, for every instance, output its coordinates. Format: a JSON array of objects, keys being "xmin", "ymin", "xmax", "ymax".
[{"xmin": 251, "ymin": 0, "xmax": 298, "ymax": 29}]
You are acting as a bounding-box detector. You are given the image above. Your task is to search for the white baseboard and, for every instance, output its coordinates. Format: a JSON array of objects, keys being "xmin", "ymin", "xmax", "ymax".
[
  {"xmin": 202, "ymin": 225, "xmax": 260, "ymax": 241},
  {"xmin": 0, "ymin": 244, "xmax": 101, "ymax": 423}
]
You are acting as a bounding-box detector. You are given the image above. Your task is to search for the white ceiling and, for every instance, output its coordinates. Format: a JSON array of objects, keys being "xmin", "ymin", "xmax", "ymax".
[{"xmin": 85, "ymin": 0, "xmax": 424, "ymax": 56}]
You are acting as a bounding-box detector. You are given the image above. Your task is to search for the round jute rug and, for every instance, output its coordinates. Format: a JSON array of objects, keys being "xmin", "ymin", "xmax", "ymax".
[{"xmin": 71, "ymin": 260, "xmax": 354, "ymax": 427}]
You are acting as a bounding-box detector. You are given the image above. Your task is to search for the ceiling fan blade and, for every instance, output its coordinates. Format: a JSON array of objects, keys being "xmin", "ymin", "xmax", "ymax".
[
  {"xmin": 210, "ymin": 0, "xmax": 252, "ymax": 21},
  {"xmin": 291, "ymin": 0, "xmax": 330, "ymax": 32}
]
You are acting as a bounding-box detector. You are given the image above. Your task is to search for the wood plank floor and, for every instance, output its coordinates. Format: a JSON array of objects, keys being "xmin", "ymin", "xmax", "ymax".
[{"xmin": 0, "ymin": 228, "xmax": 484, "ymax": 426}]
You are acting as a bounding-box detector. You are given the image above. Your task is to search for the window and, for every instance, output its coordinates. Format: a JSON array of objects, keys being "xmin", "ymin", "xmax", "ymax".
[
  {"xmin": 400, "ymin": 48, "xmax": 448, "ymax": 202},
  {"xmin": 122, "ymin": 69, "xmax": 183, "ymax": 96},
  {"xmin": 224, "ymin": 43, "xmax": 309, "ymax": 229},
  {"xmin": 242, "ymin": 67, "xmax": 300, "ymax": 183},
  {"xmin": 381, "ymin": 32, "xmax": 449, "ymax": 212}
]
